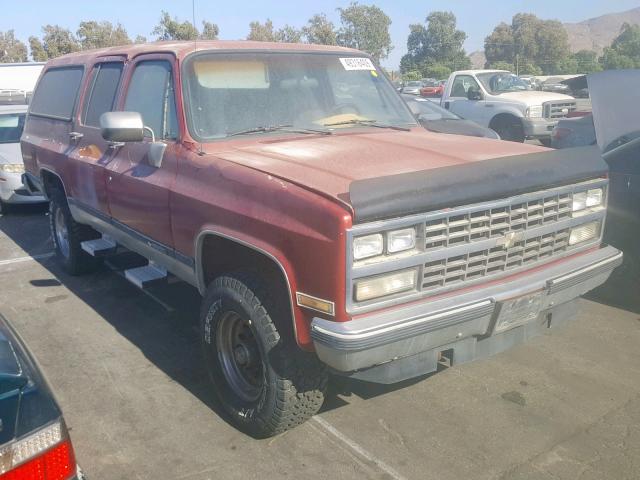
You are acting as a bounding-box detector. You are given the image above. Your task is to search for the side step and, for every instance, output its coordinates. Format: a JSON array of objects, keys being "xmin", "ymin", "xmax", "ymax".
[
  {"xmin": 124, "ymin": 263, "xmax": 168, "ymax": 290},
  {"xmin": 81, "ymin": 236, "xmax": 117, "ymax": 257}
]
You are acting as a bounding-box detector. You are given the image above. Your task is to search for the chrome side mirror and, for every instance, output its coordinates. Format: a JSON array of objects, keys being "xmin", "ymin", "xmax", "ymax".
[
  {"xmin": 99, "ymin": 111, "xmax": 166, "ymax": 168},
  {"xmin": 100, "ymin": 111, "xmax": 144, "ymax": 143}
]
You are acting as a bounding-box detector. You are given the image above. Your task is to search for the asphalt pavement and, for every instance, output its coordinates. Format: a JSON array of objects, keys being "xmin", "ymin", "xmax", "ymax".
[{"xmin": 0, "ymin": 205, "xmax": 638, "ymax": 480}]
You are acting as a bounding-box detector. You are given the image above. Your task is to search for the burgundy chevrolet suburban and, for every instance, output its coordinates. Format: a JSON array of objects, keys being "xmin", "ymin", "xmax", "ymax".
[{"xmin": 21, "ymin": 41, "xmax": 622, "ymax": 437}]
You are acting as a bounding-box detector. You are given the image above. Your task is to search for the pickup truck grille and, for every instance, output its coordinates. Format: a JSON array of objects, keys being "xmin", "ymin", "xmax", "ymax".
[
  {"xmin": 543, "ymin": 101, "xmax": 577, "ymax": 119},
  {"xmin": 347, "ymin": 179, "xmax": 607, "ymax": 313}
]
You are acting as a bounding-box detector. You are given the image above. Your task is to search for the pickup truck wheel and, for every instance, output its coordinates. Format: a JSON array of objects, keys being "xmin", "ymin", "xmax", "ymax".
[
  {"xmin": 49, "ymin": 189, "xmax": 102, "ymax": 275},
  {"xmin": 491, "ymin": 116, "xmax": 525, "ymax": 142},
  {"xmin": 200, "ymin": 274, "xmax": 328, "ymax": 438}
]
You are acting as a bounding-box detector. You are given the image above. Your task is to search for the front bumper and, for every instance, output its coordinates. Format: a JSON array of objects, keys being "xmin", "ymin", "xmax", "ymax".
[
  {"xmin": 522, "ymin": 117, "xmax": 558, "ymax": 138},
  {"xmin": 311, "ymin": 246, "xmax": 622, "ymax": 384},
  {"xmin": 0, "ymin": 171, "xmax": 45, "ymax": 204}
]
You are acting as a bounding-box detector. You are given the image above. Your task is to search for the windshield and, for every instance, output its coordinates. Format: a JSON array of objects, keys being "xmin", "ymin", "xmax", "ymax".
[
  {"xmin": 183, "ymin": 52, "xmax": 416, "ymax": 140},
  {"xmin": 0, "ymin": 113, "xmax": 25, "ymax": 144},
  {"xmin": 477, "ymin": 72, "xmax": 528, "ymax": 94}
]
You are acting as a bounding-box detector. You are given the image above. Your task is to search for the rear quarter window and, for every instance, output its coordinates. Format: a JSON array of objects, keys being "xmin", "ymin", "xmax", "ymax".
[{"xmin": 29, "ymin": 66, "xmax": 84, "ymax": 120}]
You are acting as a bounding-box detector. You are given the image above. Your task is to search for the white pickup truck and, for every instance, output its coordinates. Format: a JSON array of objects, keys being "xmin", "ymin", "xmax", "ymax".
[{"xmin": 441, "ymin": 70, "xmax": 577, "ymax": 144}]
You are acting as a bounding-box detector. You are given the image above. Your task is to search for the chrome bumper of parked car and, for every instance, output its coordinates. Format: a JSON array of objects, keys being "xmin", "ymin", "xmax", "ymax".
[{"xmin": 311, "ymin": 246, "xmax": 622, "ymax": 384}]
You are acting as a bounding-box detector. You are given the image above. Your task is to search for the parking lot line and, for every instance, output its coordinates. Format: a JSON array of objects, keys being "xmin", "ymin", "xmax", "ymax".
[
  {"xmin": 0, "ymin": 252, "xmax": 54, "ymax": 266},
  {"xmin": 312, "ymin": 416, "xmax": 408, "ymax": 480}
]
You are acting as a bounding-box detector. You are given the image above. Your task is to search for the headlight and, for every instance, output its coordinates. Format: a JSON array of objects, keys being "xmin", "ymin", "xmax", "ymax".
[
  {"xmin": 572, "ymin": 188, "xmax": 603, "ymax": 213},
  {"xmin": 569, "ymin": 221, "xmax": 600, "ymax": 245},
  {"xmin": 526, "ymin": 105, "xmax": 543, "ymax": 118},
  {"xmin": 353, "ymin": 233, "xmax": 383, "ymax": 260},
  {"xmin": 387, "ymin": 228, "xmax": 416, "ymax": 254},
  {"xmin": 0, "ymin": 164, "xmax": 24, "ymax": 174},
  {"xmin": 354, "ymin": 269, "xmax": 417, "ymax": 302}
]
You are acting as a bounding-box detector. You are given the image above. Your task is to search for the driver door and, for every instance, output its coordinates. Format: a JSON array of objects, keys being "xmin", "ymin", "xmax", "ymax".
[
  {"xmin": 104, "ymin": 54, "xmax": 179, "ymax": 248},
  {"xmin": 445, "ymin": 75, "xmax": 489, "ymax": 126}
]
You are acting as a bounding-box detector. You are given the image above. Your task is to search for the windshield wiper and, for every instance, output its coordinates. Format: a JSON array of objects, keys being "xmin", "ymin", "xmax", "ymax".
[
  {"xmin": 227, "ymin": 124, "xmax": 332, "ymax": 137},
  {"xmin": 323, "ymin": 119, "xmax": 411, "ymax": 131}
]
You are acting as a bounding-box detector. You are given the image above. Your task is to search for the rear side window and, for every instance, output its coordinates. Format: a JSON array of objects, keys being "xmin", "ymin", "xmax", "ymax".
[
  {"xmin": 29, "ymin": 67, "xmax": 84, "ymax": 120},
  {"xmin": 124, "ymin": 60, "xmax": 178, "ymax": 140},
  {"xmin": 83, "ymin": 63, "xmax": 123, "ymax": 127}
]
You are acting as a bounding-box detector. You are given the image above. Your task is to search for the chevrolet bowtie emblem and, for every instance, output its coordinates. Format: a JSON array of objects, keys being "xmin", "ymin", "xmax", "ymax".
[{"xmin": 496, "ymin": 231, "xmax": 524, "ymax": 249}]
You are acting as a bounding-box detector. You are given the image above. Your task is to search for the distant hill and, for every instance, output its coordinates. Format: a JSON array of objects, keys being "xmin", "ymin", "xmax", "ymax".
[
  {"xmin": 467, "ymin": 7, "xmax": 640, "ymax": 67},
  {"xmin": 564, "ymin": 6, "xmax": 640, "ymax": 53}
]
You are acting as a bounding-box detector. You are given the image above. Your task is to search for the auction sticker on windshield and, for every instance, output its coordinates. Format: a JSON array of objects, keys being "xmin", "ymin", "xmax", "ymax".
[{"xmin": 339, "ymin": 57, "xmax": 376, "ymax": 71}]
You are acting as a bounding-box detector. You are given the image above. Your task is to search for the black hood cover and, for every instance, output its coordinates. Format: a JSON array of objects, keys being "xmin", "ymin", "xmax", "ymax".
[{"xmin": 349, "ymin": 145, "xmax": 608, "ymax": 223}]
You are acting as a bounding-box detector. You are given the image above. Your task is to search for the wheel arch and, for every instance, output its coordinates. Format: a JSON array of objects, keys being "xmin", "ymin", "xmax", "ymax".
[
  {"xmin": 39, "ymin": 168, "xmax": 67, "ymax": 200},
  {"xmin": 195, "ymin": 230, "xmax": 299, "ymax": 344},
  {"xmin": 489, "ymin": 111, "xmax": 524, "ymax": 130}
]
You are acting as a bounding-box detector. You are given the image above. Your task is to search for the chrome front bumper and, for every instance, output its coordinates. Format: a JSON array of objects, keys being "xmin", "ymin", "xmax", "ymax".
[
  {"xmin": 522, "ymin": 117, "xmax": 558, "ymax": 138},
  {"xmin": 311, "ymin": 246, "xmax": 622, "ymax": 383}
]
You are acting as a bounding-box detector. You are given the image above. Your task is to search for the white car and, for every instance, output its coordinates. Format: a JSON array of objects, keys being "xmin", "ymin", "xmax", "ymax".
[
  {"xmin": 441, "ymin": 70, "xmax": 577, "ymax": 144},
  {"xmin": 0, "ymin": 105, "xmax": 46, "ymax": 211}
]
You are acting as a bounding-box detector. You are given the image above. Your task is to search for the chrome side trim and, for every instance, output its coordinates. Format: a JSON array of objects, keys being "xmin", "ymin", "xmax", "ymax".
[
  {"xmin": 194, "ymin": 230, "xmax": 298, "ymax": 340},
  {"xmin": 68, "ymin": 200, "xmax": 197, "ymax": 287}
]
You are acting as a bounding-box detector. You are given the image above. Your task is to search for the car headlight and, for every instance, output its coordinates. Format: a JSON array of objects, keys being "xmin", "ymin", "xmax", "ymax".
[
  {"xmin": 526, "ymin": 105, "xmax": 543, "ymax": 118},
  {"xmin": 353, "ymin": 233, "xmax": 383, "ymax": 260},
  {"xmin": 354, "ymin": 269, "xmax": 417, "ymax": 302},
  {"xmin": 387, "ymin": 228, "xmax": 416, "ymax": 254},
  {"xmin": 0, "ymin": 164, "xmax": 24, "ymax": 174},
  {"xmin": 572, "ymin": 188, "xmax": 603, "ymax": 213},
  {"xmin": 569, "ymin": 221, "xmax": 600, "ymax": 246}
]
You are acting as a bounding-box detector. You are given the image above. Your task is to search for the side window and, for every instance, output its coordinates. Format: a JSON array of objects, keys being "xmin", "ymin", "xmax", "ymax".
[
  {"xmin": 83, "ymin": 62, "xmax": 123, "ymax": 128},
  {"xmin": 451, "ymin": 75, "xmax": 480, "ymax": 98},
  {"xmin": 29, "ymin": 67, "xmax": 84, "ymax": 120},
  {"xmin": 124, "ymin": 60, "xmax": 178, "ymax": 140}
]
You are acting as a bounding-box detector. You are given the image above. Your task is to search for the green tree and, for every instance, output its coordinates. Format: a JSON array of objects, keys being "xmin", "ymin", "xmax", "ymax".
[
  {"xmin": 247, "ymin": 20, "xmax": 277, "ymax": 42},
  {"xmin": 303, "ymin": 14, "xmax": 337, "ymax": 45},
  {"xmin": 77, "ymin": 21, "xmax": 131, "ymax": 49},
  {"xmin": 400, "ymin": 11, "xmax": 470, "ymax": 75},
  {"xmin": 423, "ymin": 63, "xmax": 451, "ymax": 79},
  {"xmin": 152, "ymin": 11, "xmax": 218, "ymax": 41},
  {"xmin": 29, "ymin": 25, "xmax": 80, "ymax": 61},
  {"xmin": 572, "ymin": 50, "xmax": 601, "ymax": 73},
  {"xmin": 134, "ymin": 35, "xmax": 147, "ymax": 44},
  {"xmin": 485, "ymin": 23, "xmax": 514, "ymax": 66},
  {"xmin": 601, "ymin": 24, "xmax": 640, "ymax": 70},
  {"xmin": 0, "ymin": 30, "xmax": 28, "ymax": 62},
  {"xmin": 29, "ymin": 37, "xmax": 47, "ymax": 61},
  {"xmin": 337, "ymin": 2, "xmax": 392, "ymax": 62},
  {"xmin": 200, "ymin": 21, "xmax": 219, "ymax": 40},
  {"xmin": 153, "ymin": 11, "xmax": 198, "ymax": 40},
  {"xmin": 487, "ymin": 60, "xmax": 515, "ymax": 71},
  {"xmin": 484, "ymin": 13, "xmax": 570, "ymax": 74},
  {"xmin": 275, "ymin": 25, "xmax": 303, "ymax": 43}
]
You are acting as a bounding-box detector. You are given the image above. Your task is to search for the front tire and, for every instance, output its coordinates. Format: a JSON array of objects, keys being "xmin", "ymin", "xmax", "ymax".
[
  {"xmin": 49, "ymin": 188, "xmax": 102, "ymax": 275},
  {"xmin": 200, "ymin": 273, "xmax": 328, "ymax": 438},
  {"xmin": 491, "ymin": 115, "xmax": 525, "ymax": 142}
]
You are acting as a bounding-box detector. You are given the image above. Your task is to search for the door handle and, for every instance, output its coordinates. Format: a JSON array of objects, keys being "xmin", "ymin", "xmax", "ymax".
[{"xmin": 69, "ymin": 132, "xmax": 84, "ymax": 141}]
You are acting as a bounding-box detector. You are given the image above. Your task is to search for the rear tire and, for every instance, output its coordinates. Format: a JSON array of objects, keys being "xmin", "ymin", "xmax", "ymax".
[
  {"xmin": 491, "ymin": 115, "xmax": 525, "ymax": 142},
  {"xmin": 539, "ymin": 138, "xmax": 552, "ymax": 148},
  {"xmin": 49, "ymin": 187, "xmax": 102, "ymax": 275},
  {"xmin": 200, "ymin": 272, "xmax": 328, "ymax": 438}
]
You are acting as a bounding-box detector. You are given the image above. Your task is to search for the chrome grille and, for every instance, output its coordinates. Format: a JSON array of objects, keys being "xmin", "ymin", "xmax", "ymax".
[
  {"xmin": 544, "ymin": 101, "xmax": 577, "ymax": 119},
  {"xmin": 423, "ymin": 229, "xmax": 570, "ymax": 290},
  {"xmin": 424, "ymin": 192, "xmax": 572, "ymax": 250}
]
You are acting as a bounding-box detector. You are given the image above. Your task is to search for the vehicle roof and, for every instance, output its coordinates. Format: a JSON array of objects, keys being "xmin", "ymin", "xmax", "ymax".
[
  {"xmin": 45, "ymin": 40, "xmax": 365, "ymax": 66},
  {"xmin": 0, "ymin": 104, "xmax": 28, "ymax": 114}
]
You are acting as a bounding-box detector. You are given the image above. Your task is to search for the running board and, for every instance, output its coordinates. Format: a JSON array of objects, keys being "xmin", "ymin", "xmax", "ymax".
[
  {"xmin": 80, "ymin": 236, "xmax": 117, "ymax": 257},
  {"xmin": 124, "ymin": 263, "xmax": 168, "ymax": 290}
]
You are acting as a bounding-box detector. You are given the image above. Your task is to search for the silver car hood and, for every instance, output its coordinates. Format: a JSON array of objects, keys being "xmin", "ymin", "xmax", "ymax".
[
  {"xmin": 588, "ymin": 70, "xmax": 640, "ymax": 151},
  {"xmin": 0, "ymin": 143, "xmax": 21, "ymax": 164}
]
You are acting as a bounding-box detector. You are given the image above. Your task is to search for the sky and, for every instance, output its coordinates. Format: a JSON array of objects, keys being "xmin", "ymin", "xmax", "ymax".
[{"xmin": 2, "ymin": 0, "xmax": 639, "ymax": 68}]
